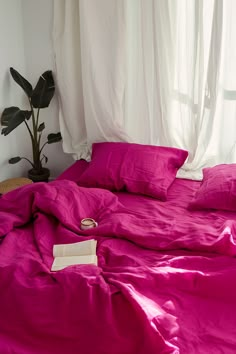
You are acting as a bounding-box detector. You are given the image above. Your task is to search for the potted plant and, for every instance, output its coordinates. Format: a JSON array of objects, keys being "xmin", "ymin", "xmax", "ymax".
[{"xmin": 1, "ymin": 67, "xmax": 62, "ymax": 182}]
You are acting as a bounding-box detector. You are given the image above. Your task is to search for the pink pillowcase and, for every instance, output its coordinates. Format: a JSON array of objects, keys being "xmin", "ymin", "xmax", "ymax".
[
  {"xmin": 78, "ymin": 142, "xmax": 188, "ymax": 200},
  {"xmin": 190, "ymin": 164, "xmax": 236, "ymax": 211},
  {"xmin": 57, "ymin": 159, "xmax": 89, "ymax": 182}
]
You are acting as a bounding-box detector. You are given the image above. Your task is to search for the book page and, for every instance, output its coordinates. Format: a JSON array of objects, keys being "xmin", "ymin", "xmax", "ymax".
[
  {"xmin": 51, "ymin": 255, "xmax": 98, "ymax": 271},
  {"xmin": 53, "ymin": 239, "xmax": 97, "ymax": 258}
]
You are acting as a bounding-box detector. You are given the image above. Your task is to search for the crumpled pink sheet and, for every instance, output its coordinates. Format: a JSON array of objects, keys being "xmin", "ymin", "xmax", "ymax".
[{"xmin": 0, "ymin": 179, "xmax": 236, "ymax": 354}]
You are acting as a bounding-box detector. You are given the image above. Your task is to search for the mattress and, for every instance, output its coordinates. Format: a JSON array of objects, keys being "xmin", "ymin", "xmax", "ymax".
[{"xmin": 0, "ymin": 176, "xmax": 236, "ymax": 353}]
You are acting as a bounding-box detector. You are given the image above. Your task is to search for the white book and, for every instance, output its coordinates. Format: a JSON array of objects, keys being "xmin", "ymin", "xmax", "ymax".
[
  {"xmin": 51, "ymin": 255, "xmax": 97, "ymax": 271},
  {"xmin": 51, "ymin": 239, "xmax": 97, "ymax": 272},
  {"xmin": 53, "ymin": 239, "xmax": 97, "ymax": 257}
]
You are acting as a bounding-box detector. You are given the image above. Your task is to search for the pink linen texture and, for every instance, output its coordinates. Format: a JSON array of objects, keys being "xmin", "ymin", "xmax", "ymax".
[
  {"xmin": 78, "ymin": 142, "xmax": 188, "ymax": 200},
  {"xmin": 1, "ymin": 178, "xmax": 236, "ymax": 353},
  {"xmin": 190, "ymin": 163, "xmax": 236, "ymax": 211}
]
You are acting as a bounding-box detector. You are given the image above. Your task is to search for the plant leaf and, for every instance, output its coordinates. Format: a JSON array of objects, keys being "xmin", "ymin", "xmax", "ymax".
[
  {"xmin": 1, "ymin": 107, "xmax": 32, "ymax": 127},
  {"xmin": 38, "ymin": 122, "xmax": 45, "ymax": 132},
  {"xmin": 43, "ymin": 155, "xmax": 48, "ymax": 164},
  {"xmin": 9, "ymin": 156, "xmax": 22, "ymax": 164},
  {"xmin": 47, "ymin": 132, "xmax": 62, "ymax": 144},
  {"xmin": 31, "ymin": 71, "xmax": 55, "ymax": 108},
  {"xmin": 1, "ymin": 111, "xmax": 26, "ymax": 136},
  {"xmin": 22, "ymin": 110, "xmax": 32, "ymax": 120},
  {"xmin": 1, "ymin": 107, "xmax": 31, "ymax": 135},
  {"xmin": 10, "ymin": 67, "xmax": 33, "ymax": 97},
  {"xmin": 1, "ymin": 107, "xmax": 19, "ymax": 126}
]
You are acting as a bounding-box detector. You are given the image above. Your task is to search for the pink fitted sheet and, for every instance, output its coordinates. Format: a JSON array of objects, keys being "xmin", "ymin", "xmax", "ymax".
[{"xmin": 0, "ymin": 178, "xmax": 236, "ymax": 353}]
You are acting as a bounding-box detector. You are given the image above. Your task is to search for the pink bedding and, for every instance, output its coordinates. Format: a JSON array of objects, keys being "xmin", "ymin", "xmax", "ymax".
[{"xmin": 0, "ymin": 179, "xmax": 236, "ymax": 353}]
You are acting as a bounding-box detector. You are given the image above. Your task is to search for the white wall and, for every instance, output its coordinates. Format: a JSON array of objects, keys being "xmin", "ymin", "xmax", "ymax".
[
  {"xmin": 0, "ymin": 0, "xmax": 73, "ymax": 181},
  {"xmin": 21, "ymin": 0, "xmax": 73, "ymax": 178},
  {"xmin": 0, "ymin": 0, "xmax": 29, "ymax": 180}
]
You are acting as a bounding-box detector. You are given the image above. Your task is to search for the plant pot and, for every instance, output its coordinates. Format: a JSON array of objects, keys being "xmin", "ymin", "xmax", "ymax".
[{"xmin": 28, "ymin": 168, "xmax": 50, "ymax": 183}]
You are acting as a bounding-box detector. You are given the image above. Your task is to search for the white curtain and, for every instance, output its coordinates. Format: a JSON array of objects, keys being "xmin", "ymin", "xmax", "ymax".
[{"xmin": 53, "ymin": 0, "xmax": 236, "ymax": 179}]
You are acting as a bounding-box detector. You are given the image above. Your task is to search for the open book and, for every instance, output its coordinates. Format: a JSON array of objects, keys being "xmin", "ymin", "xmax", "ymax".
[{"xmin": 51, "ymin": 239, "xmax": 97, "ymax": 271}]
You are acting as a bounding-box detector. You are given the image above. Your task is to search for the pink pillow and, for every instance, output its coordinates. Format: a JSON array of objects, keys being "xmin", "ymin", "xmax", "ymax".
[
  {"xmin": 190, "ymin": 164, "xmax": 236, "ymax": 211},
  {"xmin": 57, "ymin": 159, "xmax": 89, "ymax": 182},
  {"xmin": 78, "ymin": 142, "xmax": 188, "ymax": 200}
]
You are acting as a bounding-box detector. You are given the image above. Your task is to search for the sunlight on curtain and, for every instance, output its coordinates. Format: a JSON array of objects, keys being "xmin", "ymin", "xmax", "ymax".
[
  {"xmin": 177, "ymin": 0, "xmax": 236, "ymax": 178},
  {"xmin": 126, "ymin": 0, "xmax": 236, "ymax": 179},
  {"xmin": 53, "ymin": 0, "xmax": 236, "ymax": 179},
  {"xmin": 168, "ymin": 0, "xmax": 225, "ymax": 178}
]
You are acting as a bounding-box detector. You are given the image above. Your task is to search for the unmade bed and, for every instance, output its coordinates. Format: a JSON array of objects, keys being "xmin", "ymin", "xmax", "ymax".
[{"xmin": 1, "ymin": 143, "xmax": 236, "ymax": 354}]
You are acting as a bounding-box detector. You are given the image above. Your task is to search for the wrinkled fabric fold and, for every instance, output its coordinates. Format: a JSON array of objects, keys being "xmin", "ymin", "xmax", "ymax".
[{"xmin": 1, "ymin": 180, "xmax": 236, "ymax": 353}]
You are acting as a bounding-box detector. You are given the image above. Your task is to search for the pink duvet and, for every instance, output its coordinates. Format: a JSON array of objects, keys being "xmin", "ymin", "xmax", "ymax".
[{"xmin": 0, "ymin": 179, "xmax": 236, "ymax": 353}]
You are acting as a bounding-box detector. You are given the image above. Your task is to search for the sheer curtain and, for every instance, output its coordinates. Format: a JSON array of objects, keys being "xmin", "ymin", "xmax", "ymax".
[{"xmin": 53, "ymin": 0, "xmax": 236, "ymax": 179}]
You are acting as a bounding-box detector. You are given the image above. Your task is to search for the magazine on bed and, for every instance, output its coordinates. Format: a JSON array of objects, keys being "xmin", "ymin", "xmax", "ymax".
[{"xmin": 51, "ymin": 239, "xmax": 97, "ymax": 271}]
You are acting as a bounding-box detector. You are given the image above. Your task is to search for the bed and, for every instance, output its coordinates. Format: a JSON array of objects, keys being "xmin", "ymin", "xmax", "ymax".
[{"xmin": 0, "ymin": 142, "xmax": 236, "ymax": 354}]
